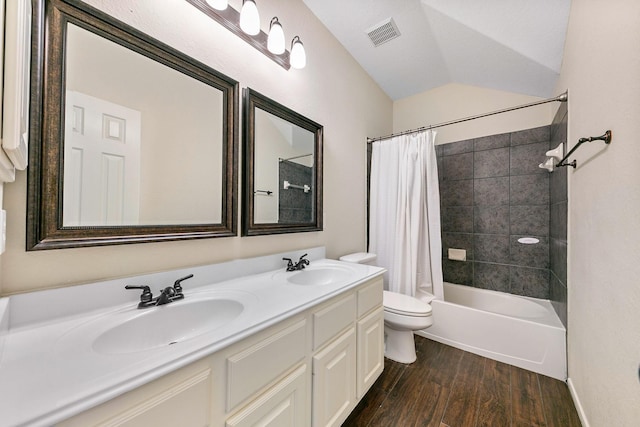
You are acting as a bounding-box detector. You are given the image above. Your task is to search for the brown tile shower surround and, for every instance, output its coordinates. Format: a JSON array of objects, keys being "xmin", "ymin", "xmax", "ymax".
[
  {"xmin": 343, "ymin": 336, "xmax": 581, "ymax": 427},
  {"xmin": 436, "ymin": 114, "xmax": 569, "ymax": 329}
]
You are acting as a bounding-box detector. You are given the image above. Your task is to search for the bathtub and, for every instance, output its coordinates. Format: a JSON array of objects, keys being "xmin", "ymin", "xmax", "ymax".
[{"xmin": 416, "ymin": 282, "xmax": 566, "ymax": 380}]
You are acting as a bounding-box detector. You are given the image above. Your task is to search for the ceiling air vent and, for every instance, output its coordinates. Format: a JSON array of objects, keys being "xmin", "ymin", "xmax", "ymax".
[{"xmin": 366, "ymin": 18, "xmax": 401, "ymax": 47}]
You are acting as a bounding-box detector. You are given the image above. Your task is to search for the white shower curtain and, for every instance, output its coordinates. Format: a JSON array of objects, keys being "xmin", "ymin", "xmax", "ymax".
[{"xmin": 369, "ymin": 130, "xmax": 443, "ymax": 301}]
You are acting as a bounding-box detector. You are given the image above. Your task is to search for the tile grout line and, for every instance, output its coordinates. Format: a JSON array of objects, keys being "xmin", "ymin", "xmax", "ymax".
[
  {"xmin": 472, "ymin": 357, "xmax": 487, "ymax": 427},
  {"xmin": 365, "ymin": 362, "xmax": 408, "ymax": 427},
  {"xmin": 438, "ymin": 345, "xmax": 465, "ymax": 427},
  {"xmin": 509, "ymin": 364, "xmax": 514, "ymax": 427},
  {"xmin": 536, "ymin": 373, "xmax": 550, "ymax": 427}
]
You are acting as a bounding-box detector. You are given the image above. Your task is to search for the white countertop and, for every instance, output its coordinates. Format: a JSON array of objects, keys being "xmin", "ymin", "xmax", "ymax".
[{"xmin": 0, "ymin": 251, "xmax": 384, "ymax": 427}]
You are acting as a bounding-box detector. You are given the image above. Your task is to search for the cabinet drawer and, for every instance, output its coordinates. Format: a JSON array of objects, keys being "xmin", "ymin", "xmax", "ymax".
[
  {"xmin": 227, "ymin": 319, "xmax": 307, "ymax": 412},
  {"xmin": 226, "ymin": 364, "xmax": 309, "ymax": 427},
  {"xmin": 313, "ymin": 293, "xmax": 356, "ymax": 351},
  {"xmin": 357, "ymin": 278, "xmax": 383, "ymax": 318}
]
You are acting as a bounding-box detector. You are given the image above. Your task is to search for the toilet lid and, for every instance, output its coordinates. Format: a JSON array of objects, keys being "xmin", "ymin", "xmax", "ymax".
[{"xmin": 383, "ymin": 291, "xmax": 432, "ymax": 317}]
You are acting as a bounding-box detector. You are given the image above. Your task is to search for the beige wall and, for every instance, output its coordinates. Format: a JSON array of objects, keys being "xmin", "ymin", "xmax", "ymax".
[
  {"xmin": 0, "ymin": 0, "xmax": 392, "ymax": 294},
  {"xmin": 555, "ymin": 0, "xmax": 640, "ymax": 425},
  {"xmin": 393, "ymin": 83, "xmax": 556, "ymax": 145}
]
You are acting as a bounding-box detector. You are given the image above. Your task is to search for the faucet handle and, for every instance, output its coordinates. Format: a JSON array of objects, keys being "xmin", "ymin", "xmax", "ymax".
[
  {"xmin": 298, "ymin": 253, "xmax": 309, "ymax": 265},
  {"xmin": 173, "ymin": 274, "xmax": 194, "ymax": 294},
  {"xmin": 283, "ymin": 257, "xmax": 294, "ymax": 271},
  {"xmin": 125, "ymin": 285, "xmax": 153, "ymax": 304}
]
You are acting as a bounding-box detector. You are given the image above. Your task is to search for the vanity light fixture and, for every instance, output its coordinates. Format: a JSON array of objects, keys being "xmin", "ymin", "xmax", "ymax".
[
  {"xmin": 290, "ymin": 36, "xmax": 306, "ymax": 69},
  {"xmin": 205, "ymin": 0, "xmax": 228, "ymax": 10},
  {"xmin": 240, "ymin": 0, "xmax": 260, "ymax": 35},
  {"xmin": 186, "ymin": 0, "xmax": 308, "ymax": 70},
  {"xmin": 267, "ymin": 17, "xmax": 285, "ymax": 55}
]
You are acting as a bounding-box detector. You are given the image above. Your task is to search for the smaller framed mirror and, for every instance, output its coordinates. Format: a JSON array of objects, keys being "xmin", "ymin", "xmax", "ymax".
[{"xmin": 242, "ymin": 89, "xmax": 323, "ymax": 236}]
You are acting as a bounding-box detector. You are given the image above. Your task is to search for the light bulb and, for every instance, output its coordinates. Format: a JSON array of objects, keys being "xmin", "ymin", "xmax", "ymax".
[
  {"xmin": 240, "ymin": 0, "xmax": 260, "ymax": 36},
  {"xmin": 267, "ymin": 17, "xmax": 285, "ymax": 55},
  {"xmin": 205, "ymin": 0, "xmax": 228, "ymax": 10},
  {"xmin": 290, "ymin": 36, "xmax": 306, "ymax": 69}
]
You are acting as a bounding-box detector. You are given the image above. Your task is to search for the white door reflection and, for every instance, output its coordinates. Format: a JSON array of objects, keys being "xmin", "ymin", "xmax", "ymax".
[{"xmin": 63, "ymin": 91, "xmax": 141, "ymax": 226}]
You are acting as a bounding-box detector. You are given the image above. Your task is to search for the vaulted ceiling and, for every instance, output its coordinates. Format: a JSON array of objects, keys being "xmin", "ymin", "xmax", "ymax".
[{"xmin": 303, "ymin": 0, "xmax": 571, "ymax": 100}]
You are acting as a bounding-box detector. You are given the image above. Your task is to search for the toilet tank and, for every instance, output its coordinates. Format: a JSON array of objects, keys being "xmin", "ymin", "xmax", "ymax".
[{"xmin": 339, "ymin": 252, "xmax": 377, "ymax": 266}]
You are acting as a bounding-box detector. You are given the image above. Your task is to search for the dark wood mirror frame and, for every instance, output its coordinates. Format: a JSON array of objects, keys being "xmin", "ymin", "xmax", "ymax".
[
  {"xmin": 27, "ymin": 0, "xmax": 239, "ymax": 250},
  {"xmin": 242, "ymin": 88, "xmax": 323, "ymax": 236}
]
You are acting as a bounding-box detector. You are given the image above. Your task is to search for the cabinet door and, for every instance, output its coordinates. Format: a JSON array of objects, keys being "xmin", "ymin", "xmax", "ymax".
[
  {"xmin": 57, "ymin": 364, "xmax": 213, "ymax": 427},
  {"xmin": 226, "ymin": 364, "xmax": 309, "ymax": 427},
  {"xmin": 312, "ymin": 327, "xmax": 356, "ymax": 427},
  {"xmin": 357, "ymin": 307, "xmax": 384, "ymax": 399}
]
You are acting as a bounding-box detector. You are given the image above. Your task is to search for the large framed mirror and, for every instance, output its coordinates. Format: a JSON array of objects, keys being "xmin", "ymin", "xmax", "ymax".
[
  {"xmin": 242, "ymin": 89, "xmax": 323, "ymax": 236},
  {"xmin": 27, "ymin": 0, "xmax": 239, "ymax": 250}
]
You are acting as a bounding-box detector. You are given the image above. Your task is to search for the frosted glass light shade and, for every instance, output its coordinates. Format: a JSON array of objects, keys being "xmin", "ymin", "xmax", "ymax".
[
  {"xmin": 267, "ymin": 18, "xmax": 285, "ymax": 55},
  {"xmin": 240, "ymin": 0, "xmax": 260, "ymax": 36},
  {"xmin": 290, "ymin": 36, "xmax": 306, "ymax": 69},
  {"xmin": 205, "ymin": 0, "xmax": 228, "ymax": 10}
]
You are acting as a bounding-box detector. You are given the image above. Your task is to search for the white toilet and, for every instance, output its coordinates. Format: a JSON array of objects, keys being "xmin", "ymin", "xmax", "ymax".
[{"xmin": 339, "ymin": 252, "xmax": 433, "ymax": 364}]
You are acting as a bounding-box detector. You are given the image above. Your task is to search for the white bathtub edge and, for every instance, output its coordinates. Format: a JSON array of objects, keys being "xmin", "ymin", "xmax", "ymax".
[
  {"xmin": 567, "ymin": 378, "xmax": 590, "ymax": 427},
  {"xmin": 415, "ymin": 327, "xmax": 566, "ymax": 381}
]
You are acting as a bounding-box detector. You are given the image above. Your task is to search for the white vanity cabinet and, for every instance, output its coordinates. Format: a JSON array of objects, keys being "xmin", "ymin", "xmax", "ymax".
[
  {"xmin": 56, "ymin": 357, "xmax": 215, "ymax": 427},
  {"xmin": 56, "ymin": 277, "xmax": 383, "ymax": 427},
  {"xmin": 309, "ymin": 276, "xmax": 384, "ymax": 427},
  {"xmin": 215, "ymin": 315, "xmax": 311, "ymax": 425},
  {"xmin": 355, "ymin": 280, "xmax": 385, "ymax": 399},
  {"xmin": 312, "ymin": 327, "xmax": 357, "ymax": 426},
  {"xmin": 311, "ymin": 293, "xmax": 357, "ymax": 426},
  {"xmin": 225, "ymin": 364, "xmax": 309, "ymax": 427}
]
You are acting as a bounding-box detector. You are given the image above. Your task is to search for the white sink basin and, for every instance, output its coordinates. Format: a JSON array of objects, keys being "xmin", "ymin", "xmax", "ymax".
[
  {"xmin": 282, "ymin": 265, "xmax": 356, "ymax": 286},
  {"xmin": 92, "ymin": 298, "xmax": 244, "ymax": 354}
]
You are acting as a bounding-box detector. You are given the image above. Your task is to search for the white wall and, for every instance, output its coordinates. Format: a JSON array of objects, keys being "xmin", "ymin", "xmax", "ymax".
[
  {"xmin": 0, "ymin": 0, "xmax": 392, "ymax": 294},
  {"xmin": 555, "ymin": 0, "xmax": 640, "ymax": 425},
  {"xmin": 393, "ymin": 83, "xmax": 556, "ymax": 145}
]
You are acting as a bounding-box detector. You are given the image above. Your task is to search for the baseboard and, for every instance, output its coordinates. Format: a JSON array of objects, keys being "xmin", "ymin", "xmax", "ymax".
[{"xmin": 567, "ymin": 377, "xmax": 590, "ymax": 427}]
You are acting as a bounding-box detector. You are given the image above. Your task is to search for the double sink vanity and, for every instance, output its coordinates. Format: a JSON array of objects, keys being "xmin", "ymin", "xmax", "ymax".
[
  {"xmin": 0, "ymin": 248, "xmax": 385, "ymax": 426},
  {"xmin": 5, "ymin": 1, "xmax": 376, "ymax": 425}
]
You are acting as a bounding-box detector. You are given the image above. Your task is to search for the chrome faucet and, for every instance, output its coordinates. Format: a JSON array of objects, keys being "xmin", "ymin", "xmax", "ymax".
[
  {"xmin": 126, "ymin": 274, "xmax": 193, "ymax": 308},
  {"xmin": 283, "ymin": 254, "xmax": 310, "ymax": 272}
]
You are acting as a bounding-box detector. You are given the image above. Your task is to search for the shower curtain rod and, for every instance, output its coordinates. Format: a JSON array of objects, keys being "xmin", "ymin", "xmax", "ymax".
[{"xmin": 366, "ymin": 91, "xmax": 568, "ymax": 143}]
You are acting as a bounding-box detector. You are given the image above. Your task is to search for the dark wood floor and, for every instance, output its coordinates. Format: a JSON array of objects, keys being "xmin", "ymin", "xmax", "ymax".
[{"xmin": 343, "ymin": 336, "xmax": 581, "ymax": 427}]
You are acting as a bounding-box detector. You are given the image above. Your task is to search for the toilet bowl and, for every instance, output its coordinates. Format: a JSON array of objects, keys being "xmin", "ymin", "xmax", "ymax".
[
  {"xmin": 339, "ymin": 252, "xmax": 434, "ymax": 364},
  {"xmin": 383, "ymin": 290, "xmax": 433, "ymax": 363}
]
